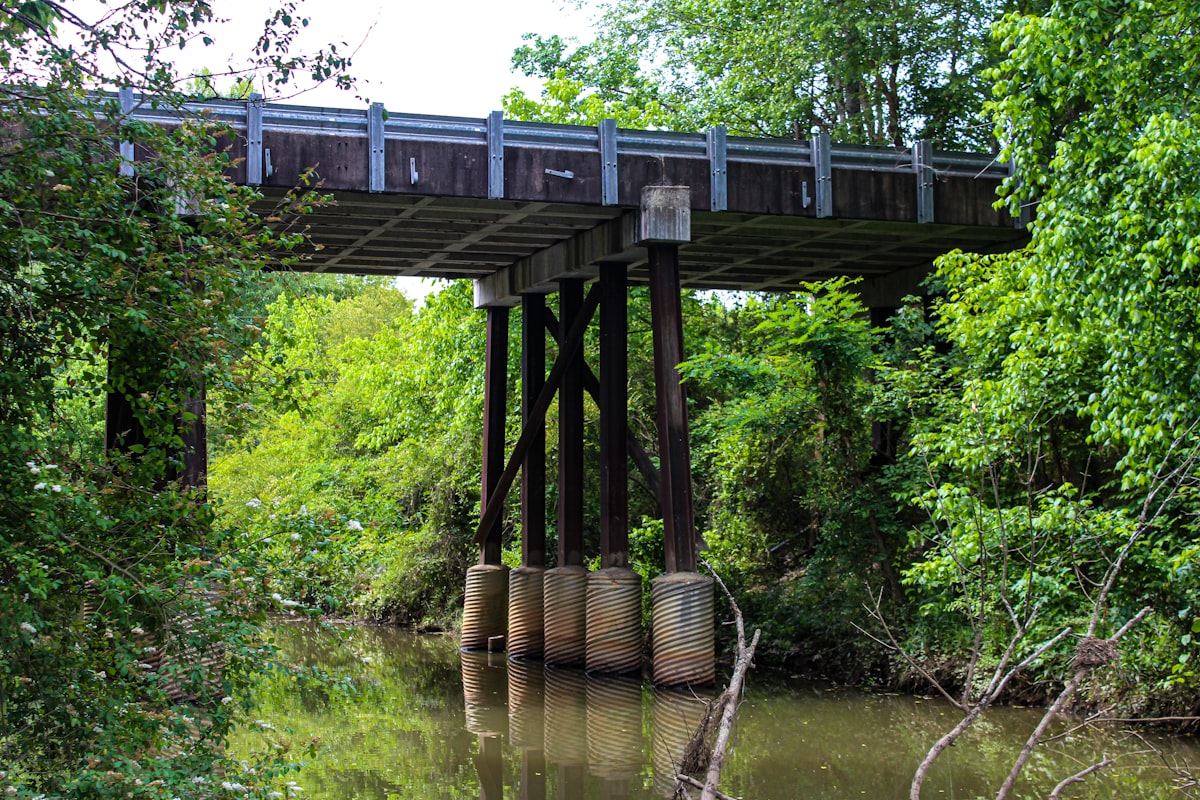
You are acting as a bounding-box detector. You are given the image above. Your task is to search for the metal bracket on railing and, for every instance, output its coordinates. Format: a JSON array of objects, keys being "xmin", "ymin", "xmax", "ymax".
[
  {"xmin": 487, "ymin": 111, "xmax": 504, "ymax": 200},
  {"xmin": 369, "ymin": 102, "xmax": 385, "ymax": 193},
  {"xmin": 410, "ymin": 157, "xmax": 419, "ymax": 186},
  {"xmin": 246, "ymin": 93, "xmax": 264, "ymax": 186},
  {"xmin": 118, "ymin": 88, "xmax": 135, "ymax": 178},
  {"xmin": 600, "ymin": 118, "xmax": 618, "ymax": 206},
  {"xmin": 545, "ymin": 168, "xmax": 575, "ymax": 180},
  {"xmin": 915, "ymin": 140, "xmax": 934, "ymax": 224},
  {"xmin": 707, "ymin": 125, "xmax": 728, "ymax": 211},
  {"xmin": 801, "ymin": 181, "xmax": 811, "ymax": 209},
  {"xmin": 812, "ymin": 133, "xmax": 832, "ymax": 218}
]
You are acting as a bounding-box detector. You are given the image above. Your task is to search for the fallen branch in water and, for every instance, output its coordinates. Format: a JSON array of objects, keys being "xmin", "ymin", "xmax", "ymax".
[
  {"xmin": 674, "ymin": 566, "xmax": 760, "ymax": 800},
  {"xmin": 675, "ymin": 774, "xmax": 740, "ymax": 800}
]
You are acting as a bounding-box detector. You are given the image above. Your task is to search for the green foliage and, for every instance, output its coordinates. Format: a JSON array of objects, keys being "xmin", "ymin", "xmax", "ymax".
[
  {"xmin": 876, "ymin": 0, "xmax": 1200, "ymax": 712},
  {"xmin": 0, "ymin": 1, "xmax": 352, "ymax": 796},
  {"xmin": 210, "ymin": 282, "xmax": 486, "ymax": 627},
  {"xmin": 506, "ymin": 0, "xmax": 1012, "ymax": 147}
]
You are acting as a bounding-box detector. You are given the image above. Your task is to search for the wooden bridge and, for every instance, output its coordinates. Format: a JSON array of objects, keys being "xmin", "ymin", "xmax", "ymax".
[{"xmin": 124, "ymin": 91, "xmax": 1027, "ymax": 683}]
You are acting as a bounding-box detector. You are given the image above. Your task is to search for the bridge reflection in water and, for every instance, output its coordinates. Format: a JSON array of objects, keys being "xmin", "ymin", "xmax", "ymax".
[{"xmin": 461, "ymin": 652, "xmax": 712, "ymax": 799}]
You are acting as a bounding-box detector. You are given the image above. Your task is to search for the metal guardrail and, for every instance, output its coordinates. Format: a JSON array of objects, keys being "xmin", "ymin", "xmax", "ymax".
[
  {"xmin": 110, "ymin": 91, "xmax": 1018, "ymax": 226},
  {"xmin": 118, "ymin": 92, "xmax": 1003, "ymax": 177}
]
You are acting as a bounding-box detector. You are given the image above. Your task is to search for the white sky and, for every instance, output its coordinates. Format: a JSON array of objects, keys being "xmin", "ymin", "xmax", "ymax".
[
  {"xmin": 188, "ymin": 0, "xmax": 596, "ymax": 116},
  {"xmin": 180, "ymin": 0, "xmax": 598, "ymax": 302}
]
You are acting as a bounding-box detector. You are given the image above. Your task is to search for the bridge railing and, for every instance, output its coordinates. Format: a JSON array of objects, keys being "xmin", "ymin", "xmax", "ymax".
[{"xmin": 116, "ymin": 92, "xmax": 1006, "ymax": 177}]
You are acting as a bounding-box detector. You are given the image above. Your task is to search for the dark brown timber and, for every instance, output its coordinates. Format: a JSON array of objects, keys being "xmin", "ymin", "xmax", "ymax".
[
  {"xmin": 472, "ymin": 285, "xmax": 601, "ymax": 547},
  {"xmin": 544, "ymin": 310, "xmax": 662, "ymax": 502},
  {"xmin": 521, "ymin": 294, "xmax": 547, "ymax": 567},
  {"xmin": 599, "ymin": 263, "xmax": 629, "ymax": 568},
  {"xmin": 558, "ymin": 278, "xmax": 586, "ymax": 568},
  {"xmin": 480, "ymin": 306, "xmax": 509, "ymax": 565},
  {"xmin": 649, "ymin": 244, "xmax": 698, "ymax": 573}
]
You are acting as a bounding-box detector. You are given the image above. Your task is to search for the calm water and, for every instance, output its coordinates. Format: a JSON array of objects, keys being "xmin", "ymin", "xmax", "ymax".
[{"xmin": 231, "ymin": 622, "xmax": 1198, "ymax": 799}]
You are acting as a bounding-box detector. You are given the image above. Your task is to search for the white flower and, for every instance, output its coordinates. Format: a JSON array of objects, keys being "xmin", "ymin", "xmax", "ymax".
[
  {"xmin": 347, "ymin": 519, "xmax": 363, "ymax": 531},
  {"xmin": 361, "ymin": 656, "xmax": 373, "ymax": 664},
  {"xmin": 245, "ymin": 498, "xmax": 262, "ymax": 509},
  {"xmin": 45, "ymin": 464, "xmax": 57, "ymax": 470},
  {"xmin": 299, "ymin": 505, "xmax": 307, "ymax": 514},
  {"xmin": 220, "ymin": 696, "xmax": 233, "ymax": 705},
  {"xmin": 33, "ymin": 482, "xmax": 46, "ymax": 490},
  {"xmin": 271, "ymin": 593, "xmax": 282, "ymax": 602},
  {"xmin": 290, "ymin": 532, "xmax": 301, "ymax": 541},
  {"xmin": 192, "ymin": 776, "xmax": 208, "ymax": 784},
  {"xmin": 26, "ymin": 462, "xmax": 39, "ymax": 473},
  {"xmin": 270, "ymin": 792, "xmax": 284, "ymax": 798},
  {"xmin": 51, "ymin": 485, "xmax": 61, "ymax": 493},
  {"xmin": 130, "ymin": 626, "xmax": 145, "ymax": 636},
  {"xmin": 19, "ymin": 622, "xmax": 37, "ymax": 634},
  {"xmin": 280, "ymin": 599, "xmax": 300, "ymax": 608}
]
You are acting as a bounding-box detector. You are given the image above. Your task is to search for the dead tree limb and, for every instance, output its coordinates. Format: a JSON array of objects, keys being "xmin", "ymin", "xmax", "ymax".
[
  {"xmin": 1047, "ymin": 758, "xmax": 1115, "ymax": 800},
  {"xmin": 690, "ymin": 566, "xmax": 761, "ymax": 800}
]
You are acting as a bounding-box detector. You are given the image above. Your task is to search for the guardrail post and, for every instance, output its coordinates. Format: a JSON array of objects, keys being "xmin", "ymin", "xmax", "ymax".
[
  {"xmin": 118, "ymin": 88, "xmax": 135, "ymax": 178},
  {"xmin": 915, "ymin": 139, "xmax": 934, "ymax": 224},
  {"xmin": 600, "ymin": 119, "xmax": 619, "ymax": 206},
  {"xmin": 706, "ymin": 125, "xmax": 727, "ymax": 212},
  {"xmin": 812, "ymin": 132, "xmax": 832, "ymax": 218},
  {"xmin": 246, "ymin": 93, "xmax": 263, "ymax": 186},
  {"xmin": 368, "ymin": 102, "xmax": 385, "ymax": 193},
  {"xmin": 487, "ymin": 110, "xmax": 505, "ymax": 200}
]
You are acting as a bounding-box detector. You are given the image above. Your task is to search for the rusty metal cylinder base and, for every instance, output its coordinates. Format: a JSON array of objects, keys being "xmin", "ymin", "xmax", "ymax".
[
  {"xmin": 461, "ymin": 564, "xmax": 510, "ymax": 651},
  {"xmin": 544, "ymin": 667, "xmax": 588, "ymax": 766},
  {"xmin": 585, "ymin": 567, "xmax": 643, "ymax": 675},
  {"xmin": 586, "ymin": 674, "xmax": 644, "ymax": 779},
  {"xmin": 651, "ymin": 572, "xmax": 715, "ymax": 686},
  {"xmin": 461, "ymin": 650, "xmax": 508, "ymax": 736},
  {"xmin": 508, "ymin": 659, "xmax": 546, "ymax": 749},
  {"xmin": 652, "ymin": 687, "xmax": 712, "ymax": 796},
  {"xmin": 508, "ymin": 566, "xmax": 545, "ymax": 659},
  {"xmin": 543, "ymin": 565, "xmax": 589, "ymax": 666}
]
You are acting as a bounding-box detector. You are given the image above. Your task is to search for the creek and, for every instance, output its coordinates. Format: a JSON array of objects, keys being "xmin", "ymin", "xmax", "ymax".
[{"xmin": 230, "ymin": 622, "xmax": 1198, "ymax": 799}]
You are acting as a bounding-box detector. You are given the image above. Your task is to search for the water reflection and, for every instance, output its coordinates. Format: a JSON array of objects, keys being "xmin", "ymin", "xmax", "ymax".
[{"xmin": 231, "ymin": 623, "xmax": 1199, "ymax": 800}]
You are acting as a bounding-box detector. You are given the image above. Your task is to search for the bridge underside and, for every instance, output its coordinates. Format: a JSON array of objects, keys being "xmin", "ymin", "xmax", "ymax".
[{"xmin": 260, "ymin": 188, "xmax": 1022, "ymax": 306}]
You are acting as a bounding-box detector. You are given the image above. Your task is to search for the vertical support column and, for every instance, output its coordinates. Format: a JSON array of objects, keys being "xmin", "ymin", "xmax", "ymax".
[
  {"xmin": 587, "ymin": 267, "xmax": 640, "ymax": 676},
  {"xmin": 521, "ymin": 294, "xmax": 547, "ymax": 568},
  {"xmin": 598, "ymin": 263, "xmax": 628, "ymax": 569},
  {"xmin": 464, "ymin": 307, "xmax": 510, "ymax": 651},
  {"xmin": 638, "ymin": 186, "xmax": 714, "ymax": 685},
  {"xmin": 543, "ymin": 280, "xmax": 588, "ymax": 665},
  {"xmin": 481, "ymin": 306, "xmax": 509, "ymax": 566},
  {"xmin": 647, "ymin": 243, "xmax": 697, "ymax": 575},
  {"xmin": 510, "ymin": 295, "xmax": 546, "ymax": 659},
  {"xmin": 557, "ymin": 279, "xmax": 585, "ymax": 567}
]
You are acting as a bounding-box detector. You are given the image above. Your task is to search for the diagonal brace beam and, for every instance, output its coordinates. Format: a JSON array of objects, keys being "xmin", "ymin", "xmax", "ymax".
[
  {"xmin": 543, "ymin": 309, "xmax": 662, "ymax": 502},
  {"xmin": 473, "ymin": 284, "xmax": 601, "ymax": 544}
]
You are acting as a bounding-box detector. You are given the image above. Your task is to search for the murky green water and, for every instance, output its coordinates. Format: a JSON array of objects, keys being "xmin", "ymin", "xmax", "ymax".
[{"xmin": 231, "ymin": 622, "xmax": 1198, "ymax": 799}]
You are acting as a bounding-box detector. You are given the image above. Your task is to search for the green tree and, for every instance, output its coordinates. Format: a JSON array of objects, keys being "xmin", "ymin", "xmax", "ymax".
[
  {"xmin": 0, "ymin": 2, "xmax": 351, "ymax": 797},
  {"xmin": 506, "ymin": 0, "xmax": 1013, "ymax": 147}
]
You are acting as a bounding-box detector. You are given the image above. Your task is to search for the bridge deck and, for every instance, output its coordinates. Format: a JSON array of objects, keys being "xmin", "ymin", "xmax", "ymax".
[{"xmin": 131, "ymin": 96, "xmax": 1026, "ymax": 306}]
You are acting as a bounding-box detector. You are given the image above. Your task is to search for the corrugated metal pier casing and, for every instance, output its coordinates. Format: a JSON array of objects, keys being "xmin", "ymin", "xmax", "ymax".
[
  {"xmin": 651, "ymin": 572, "xmax": 715, "ymax": 686},
  {"xmin": 508, "ymin": 658, "xmax": 546, "ymax": 749},
  {"xmin": 461, "ymin": 563, "xmax": 509, "ymax": 651},
  {"xmin": 508, "ymin": 565, "xmax": 545, "ymax": 659},
  {"xmin": 585, "ymin": 567, "xmax": 643, "ymax": 674},
  {"xmin": 461, "ymin": 650, "xmax": 508, "ymax": 736},
  {"xmin": 543, "ymin": 565, "xmax": 589, "ymax": 666},
  {"xmin": 653, "ymin": 687, "xmax": 712, "ymax": 796},
  {"xmin": 585, "ymin": 673, "xmax": 644, "ymax": 779},
  {"xmin": 543, "ymin": 666, "xmax": 588, "ymax": 766}
]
